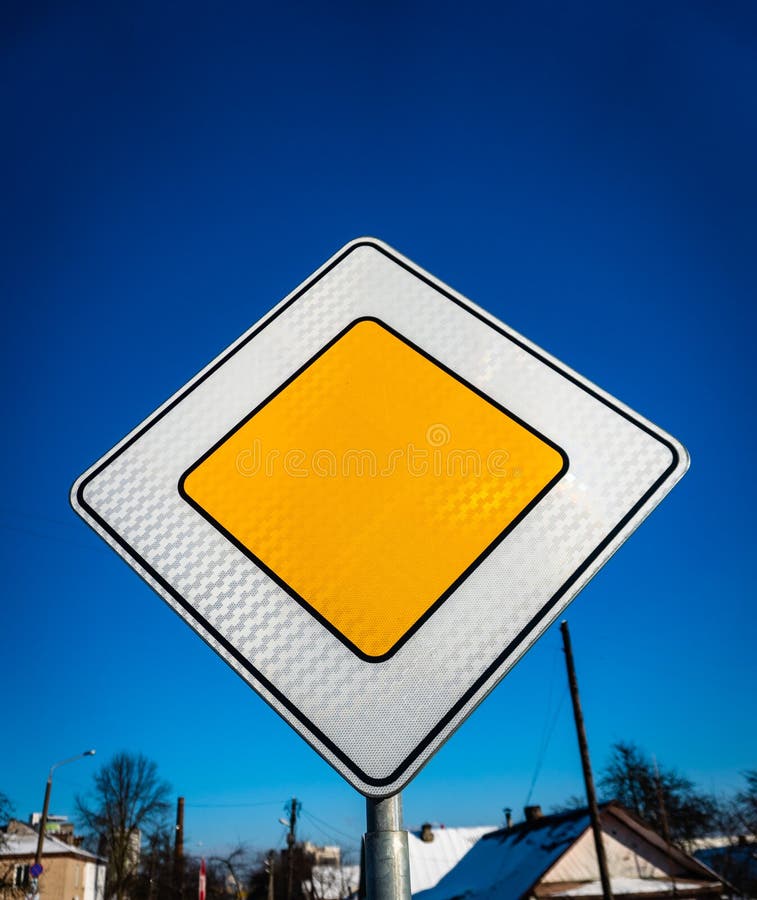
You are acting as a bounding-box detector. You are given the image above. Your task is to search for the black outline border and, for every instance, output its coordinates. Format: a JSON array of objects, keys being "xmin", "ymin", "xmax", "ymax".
[
  {"xmin": 177, "ymin": 316, "xmax": 569, "ymax": 663},
  {"xmin": 72, "ymin": 239, "xmax": 682, "ymax": 790}
]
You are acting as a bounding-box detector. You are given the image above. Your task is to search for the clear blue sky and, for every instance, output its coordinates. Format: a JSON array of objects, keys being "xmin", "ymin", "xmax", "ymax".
[{"xmin": 2, "ymin": 0, "xmax": 755, "ymax": 858}]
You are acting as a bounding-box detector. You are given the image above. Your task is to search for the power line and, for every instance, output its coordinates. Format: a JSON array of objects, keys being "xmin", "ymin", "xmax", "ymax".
[
  {"xmin": 300, "ymin": 809, "xmax": 358, "ymax": 844},
  {"xmin": 186, "ymin": 800, "xmax": 284, "ymax": 809},
  {"xmin": 300, "ymin": 814, "xmax": 359, "ymax": 851},
  {"xmin": 524, "ymin": 642, "xmax": 569, "ymax": 808}
]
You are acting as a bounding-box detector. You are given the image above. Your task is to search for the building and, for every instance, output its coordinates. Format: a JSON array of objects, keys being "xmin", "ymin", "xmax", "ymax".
[
  {"xmin": 1, "ymin": 820, "xmax": 106, "ymax": 900},
  {"xmin": 302, "ymin": 844, "xmax": 342, "ymax": 868},
  {"xmin": 408, "ymin": 825, "xmax": 498, "ymax": 894},
  {"xmin": 412, "ymin": 803, "xmax": 728, "ymax": 900},
  {"xmin": 305, "ymin": 863, "xmax": 360, "ymax": 900},
  {"xmin": 306, "ymin": 823, "xmax": 497, "ymax": 900},
  {"xmin": 693, "ymin": 836, "xmax": 757, "ymax": 898},
  {"xmin": 301, "ymin": 842, "xmax": 357, "ymax": 900},
  {"xmin": 26, "ymin": 816, "xmax": 82, "ymax": 851}
]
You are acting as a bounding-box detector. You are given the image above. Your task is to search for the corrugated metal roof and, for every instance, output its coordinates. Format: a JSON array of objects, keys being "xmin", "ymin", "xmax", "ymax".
[{"xmin": 408, "ymin": 826, "xmax": 497, "ymax": 894}]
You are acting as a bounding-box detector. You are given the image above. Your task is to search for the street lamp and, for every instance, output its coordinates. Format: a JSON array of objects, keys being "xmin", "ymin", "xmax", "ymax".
[{"xmin": 34, "ymin": 750, "xmax": 96, "ymax": 869}]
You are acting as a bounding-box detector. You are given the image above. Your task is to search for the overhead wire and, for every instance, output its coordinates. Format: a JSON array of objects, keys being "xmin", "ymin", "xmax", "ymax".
[
  {"xmin": 524, "ymin": 641, "xmax": 569, "ymax": 809},
  {"xmin": 186, "ymin": 800, "xmax": 284, "ymax": 809},
  {"xmin": 300, "ymin": 808, "xmax": 359, "ymax": 847}
]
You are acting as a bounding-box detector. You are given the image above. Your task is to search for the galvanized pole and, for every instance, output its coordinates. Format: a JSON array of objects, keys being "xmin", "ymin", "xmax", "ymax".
[{"xmin": 364, "ymin": 794, "xmax": 411, "ymax": 900}]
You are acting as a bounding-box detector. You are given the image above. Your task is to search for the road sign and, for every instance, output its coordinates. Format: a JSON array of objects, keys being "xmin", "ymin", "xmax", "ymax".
[
  {"xmin": 72, "ymin": 238, "xmax": 688, "ymax": 796},
  {"xmin": 30, "ymin": 865, "xmax": 43, "ymax": 878}
]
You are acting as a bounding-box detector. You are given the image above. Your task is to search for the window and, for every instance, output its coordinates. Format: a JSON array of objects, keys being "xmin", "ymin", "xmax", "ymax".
[{"xmin": 14, "ymin": 865, "xmax": 30, "ymax": 887}]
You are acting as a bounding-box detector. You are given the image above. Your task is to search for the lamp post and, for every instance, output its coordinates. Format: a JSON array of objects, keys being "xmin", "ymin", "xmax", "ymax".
[{"xmin": 34, "ymin": 750, "xmax": 96, "ymax": 869}]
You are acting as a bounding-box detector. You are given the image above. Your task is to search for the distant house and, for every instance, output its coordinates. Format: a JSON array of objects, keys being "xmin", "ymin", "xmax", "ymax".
[
  {"xmin": 413, "ymin": 803, "xmax": 727, "ymax": 900},
  {"xmin": 305, "ymin": 863, "xmax": 360, "ymax": 900},
  {"xmin": 302, "ymin": 841, "xmax": 359, "ymax": 900},
  {"xmin": 1, "ymin": 820, "xmax": 106, "ymax": 900},
  {"xmin": 693, "ymin": 836, "xmax": 757, "ymax": 898}
]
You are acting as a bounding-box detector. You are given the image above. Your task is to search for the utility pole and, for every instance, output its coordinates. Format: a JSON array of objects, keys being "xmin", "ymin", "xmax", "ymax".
[
  {"xmin": 653, "ymin": 758, "xmax": 673, "ymax": 845},
  {"xmin": 31, "ymin": 750, "xmax": 96, "ymax": 888},
  {"xmin": 653, "ymin": 759, "xmax": 676, "ymax": 896},
  {"xmin": 266, "ymin": 851, "xmax": 275, "ymax": 900},
  {"xmin": 561, "ymin": 621, "xmax": 613, "ymax": 900},
  {"xmin": 147, "ymin": 832, "xmax": 159, "ymax": 900},
  {"xmin": 34, "ymin": 775, "xmax": 54, "ymax": 872},
  {"xmin": 175, "ymin": 796, "xmax": 185, "ymax": 900},
  {"xmin": 286, "ymin": 797, "xmax": 299, "ymax": 900}
]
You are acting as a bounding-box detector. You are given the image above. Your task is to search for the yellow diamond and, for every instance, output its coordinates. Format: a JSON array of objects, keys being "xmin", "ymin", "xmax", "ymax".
[{"xmin": 180, "ymin": 318, "xmax": 567, "ymax": 660}]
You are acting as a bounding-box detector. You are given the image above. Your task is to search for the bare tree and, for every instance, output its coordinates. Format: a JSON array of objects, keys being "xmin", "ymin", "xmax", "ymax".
[
  {"xmin": 131, "ymin": 827, "xmax": 176, "ymax": 900},
  {"xmin": 694, "ymin": 771, "xmax": 757, "ymax": 898},
  {"xmin": 303, "ymin": 861, "xmax": 358, "ymax": 900},
  {"xmin": 599, "ymin": 742, "xmax": 716, "ymax": 847},
  {"xmin": 77, "ymin": 753, "xmax": 171, "ymax": 900},
  {"xmin": 207, "ymin": 845, "xmax": 254, "ymax": 900},
  {"xmin": 734, "ymin": 769, "xmax": 757, "ymax": 838},
  {"xmin": 248, "ymin": 847, "xmax": 317, "ymax": 900},
  {"xmin": 0, "ymin": 792, "xmax": 23, "ymax": 900}
]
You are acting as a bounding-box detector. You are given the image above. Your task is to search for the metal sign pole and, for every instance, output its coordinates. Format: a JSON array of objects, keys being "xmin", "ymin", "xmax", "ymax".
[{"xmin": 364, "ymin": 793, "xmax": 411, "ymax": 900}]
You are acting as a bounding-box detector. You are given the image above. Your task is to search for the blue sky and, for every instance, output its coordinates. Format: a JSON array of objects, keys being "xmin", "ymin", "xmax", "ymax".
[{"xmin": 1, "ymin": 1, "xmax": 755, "ymax": 857}]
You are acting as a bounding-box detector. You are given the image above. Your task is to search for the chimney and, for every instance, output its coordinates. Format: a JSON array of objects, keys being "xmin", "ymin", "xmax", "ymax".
[
  {"xmin": 420, "ymin": 823, "xmax": 434, "ymax": 843},
  {"xmin": 524, "ymin": 805, "xmax": 543, "ymax": 823},
  {"xmin": 504, "ymin": 808, "xmax": 512, "ymax": 830}
]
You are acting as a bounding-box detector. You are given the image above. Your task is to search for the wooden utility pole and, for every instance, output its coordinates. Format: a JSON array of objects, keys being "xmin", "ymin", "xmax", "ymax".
[
  {"xmin": 653, "ymin": 759, "xmax": 677, "ymax": 895},
  {"xmin": 561, "ymin": 621, "xmax": 613, "ymax": 900},
  {"xmin": 266, "ymin": 851, "xmax": 275, "ymax": 900},
  {"xmin": 286, "ymin": 798, "xmax": 298, "ymax": 900},
  {"xmin": 653, "ymin": 758, "xmax": 673, "ymax": 845},
  {"xmin": 175, "ymin": 796, "xmax": 185, "ymax": 900}
]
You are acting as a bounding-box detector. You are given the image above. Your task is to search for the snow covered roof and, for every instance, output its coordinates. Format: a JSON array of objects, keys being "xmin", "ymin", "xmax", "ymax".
[
  {"xmin": 550, "ymin": 877, "xmax": 715, "ymax": 896},
  {"xmin": 1, "ymin": 832, "xmax": 105, "ymax": 863},
  {"xmin": 412, "ymin": 804, "xmax": 725, "ymax": 900},
  {"xmin": 408, "ymin": 826, "xmax": 498, "ymax": 894},
  {"xmin": 414, "ymin": 810, "xmax": 591, "ymax": 900}
]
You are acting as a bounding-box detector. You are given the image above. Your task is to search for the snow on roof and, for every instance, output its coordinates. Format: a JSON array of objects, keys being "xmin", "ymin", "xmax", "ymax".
[
  {"xmin": 408, "ymin": 826, "xmax": 498, "ymax": 894},
  {"xmin": 555, "ymin": 877, "xmax": 713, "ymax": 896},
  {"xmin": 1, "ymin": 832, "xmax": 105, "ymax": 862},
  {"xmin": 413, "ymin": 811, "xmax": 592, "ymax": 900}
]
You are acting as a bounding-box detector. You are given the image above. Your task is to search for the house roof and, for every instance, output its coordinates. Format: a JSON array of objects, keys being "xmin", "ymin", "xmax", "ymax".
[
  {"xmin": 408, "ymin": 826, "xmax": 498, "ymax": 894},
  {"xmin": 412, "ymin": 804, "xmax": 725, "ymax": 900},
  {"xmin": 1, "ymin": 831, "xmax": 106, "ymax": 863},
  {"xmin": 414, "ymin": 809, "xmax": 592, "ymax": 900},
  {"xmin": 540, "ymin": 877, "xmax": 718, "ymax": 897}
]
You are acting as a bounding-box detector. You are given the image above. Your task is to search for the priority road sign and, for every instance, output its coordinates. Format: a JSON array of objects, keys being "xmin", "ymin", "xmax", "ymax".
[{"xmin": 72, "ymin": 238, "xmax": 688, "ymax": 796}]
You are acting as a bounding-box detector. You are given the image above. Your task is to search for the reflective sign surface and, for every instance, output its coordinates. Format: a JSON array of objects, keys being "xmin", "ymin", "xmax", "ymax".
[
  {"xmin": 72, "ymin": 238, "xmax": 688, "ymax": 795},
  {"xmin": 180, "ymin": 318, "xmax": 567, "ymax": 661}
]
